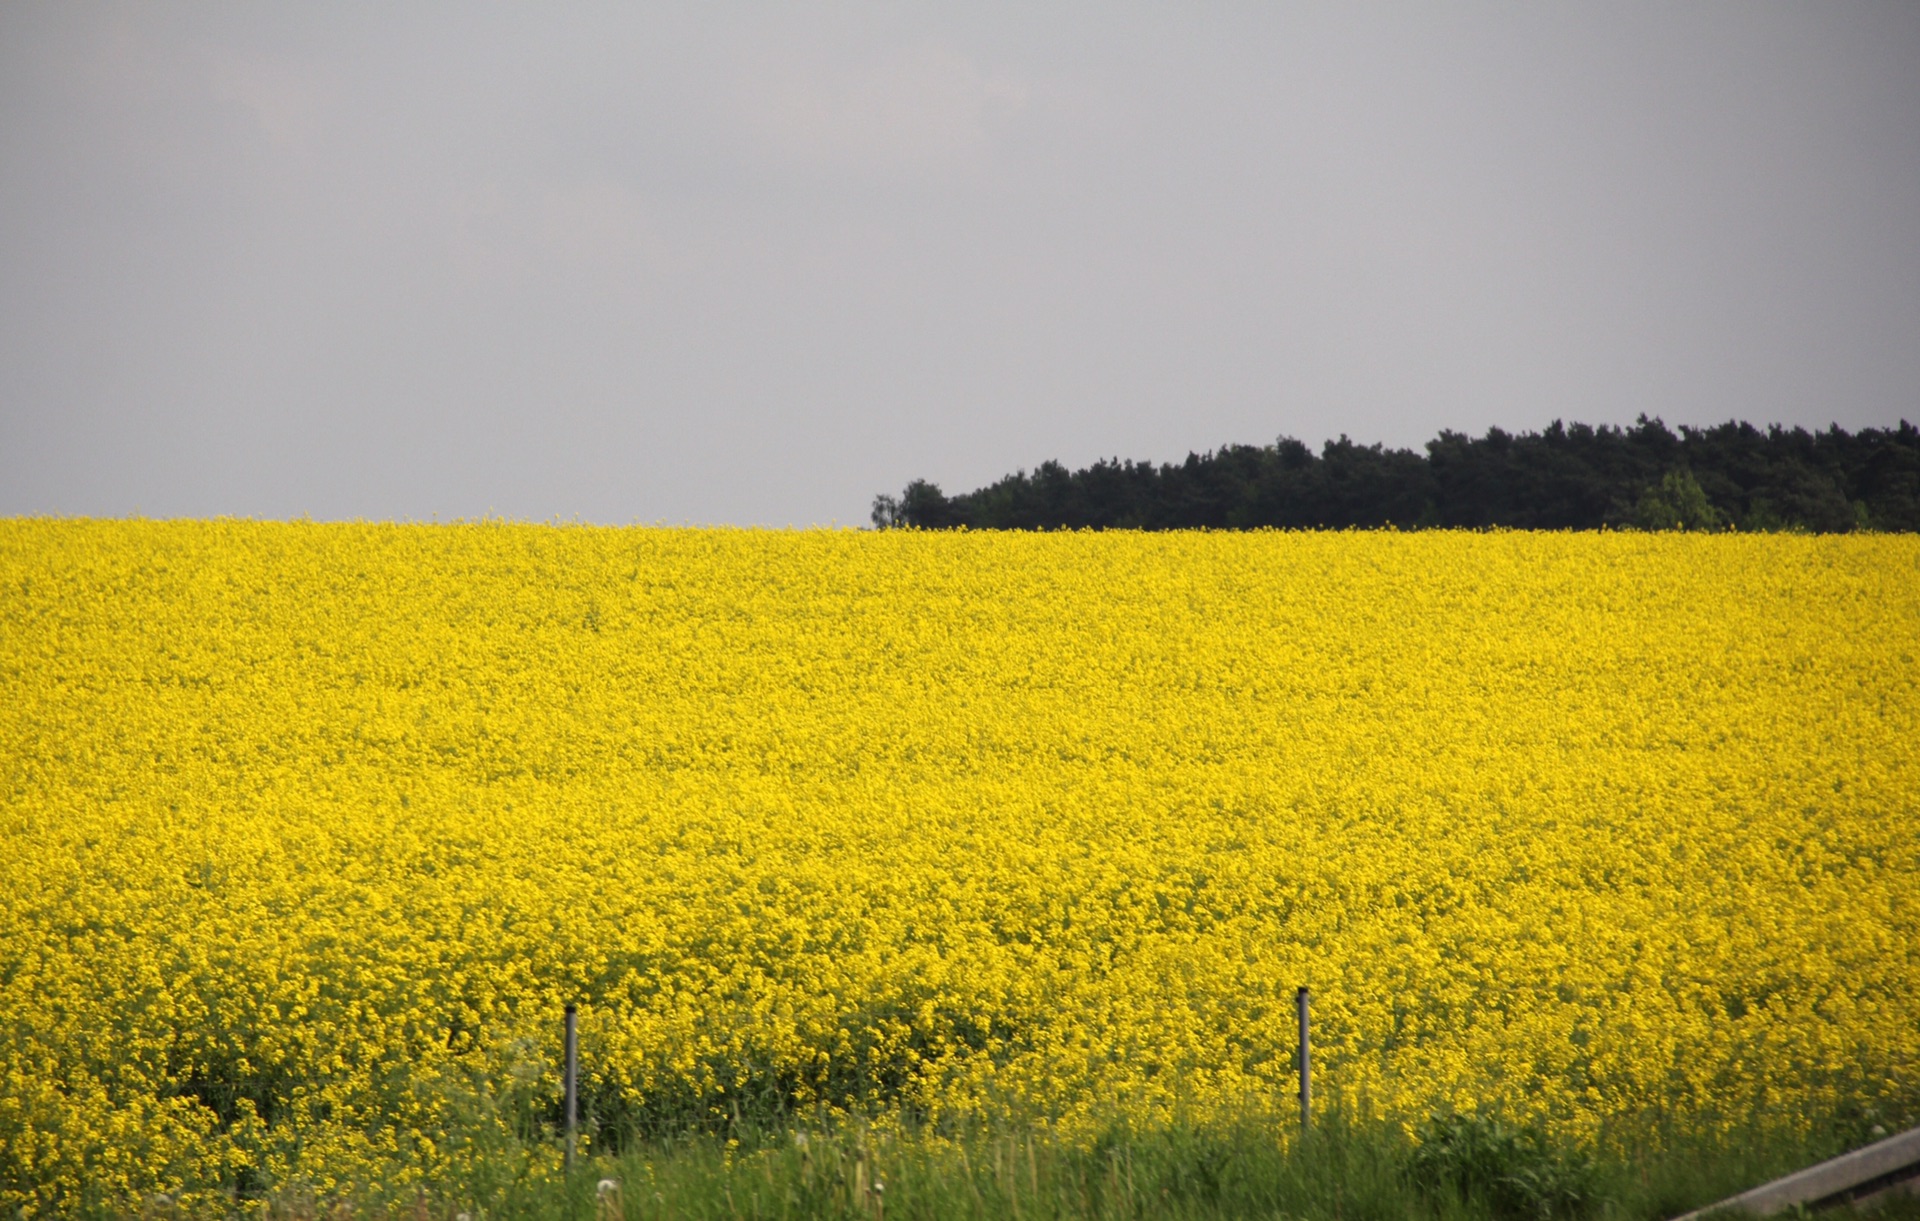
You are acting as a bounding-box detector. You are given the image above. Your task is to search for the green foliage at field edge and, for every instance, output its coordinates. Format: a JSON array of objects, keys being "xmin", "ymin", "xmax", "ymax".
[{"xmin": 93, "ymin": 1107, "xmax": 1920, "ymax": 1221}]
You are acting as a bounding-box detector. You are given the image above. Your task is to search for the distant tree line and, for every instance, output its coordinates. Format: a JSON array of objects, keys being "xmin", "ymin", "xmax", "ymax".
[{"xmin": 871, "ymin": 418, "xmax": 1920, "ymax": 532}]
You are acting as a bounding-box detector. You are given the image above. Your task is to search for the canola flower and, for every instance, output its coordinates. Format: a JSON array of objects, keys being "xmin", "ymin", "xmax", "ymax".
[{"xmin": 1, "ymin": 521, "xmax": 1916, "ymax": 1212}]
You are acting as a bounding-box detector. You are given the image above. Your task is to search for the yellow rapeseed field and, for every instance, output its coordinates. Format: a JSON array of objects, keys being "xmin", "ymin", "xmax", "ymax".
[{"xmin": 2, "ymin": 521, "xmax": 1916, "ymax": 1212}]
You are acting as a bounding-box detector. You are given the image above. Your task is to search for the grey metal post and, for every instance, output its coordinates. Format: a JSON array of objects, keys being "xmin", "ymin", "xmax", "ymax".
[
  {"xmin": 564, "ymin": 1004, "xmax": 579, "ymax": 1173},
  {"xmin": 1296, "ymin": 987, "xmax": 1311, "ymax": 1130}
]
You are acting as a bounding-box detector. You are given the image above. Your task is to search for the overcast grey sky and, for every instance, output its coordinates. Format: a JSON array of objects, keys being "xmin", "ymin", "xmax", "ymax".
[{"xmin": 2, "ymin": 3, "xmax": 1917, "ymax": 525}]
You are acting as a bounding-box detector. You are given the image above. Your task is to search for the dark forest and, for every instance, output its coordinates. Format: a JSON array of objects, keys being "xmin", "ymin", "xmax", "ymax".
[{"xmin": 872, "ymin": 418, "xmax": 1920, "ymax": 532}]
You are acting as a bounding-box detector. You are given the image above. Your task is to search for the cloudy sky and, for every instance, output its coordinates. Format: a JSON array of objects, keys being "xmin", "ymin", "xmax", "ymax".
[{"xmin": 3, "ymin": 3, "xmax": 1917, "ymax": 525}]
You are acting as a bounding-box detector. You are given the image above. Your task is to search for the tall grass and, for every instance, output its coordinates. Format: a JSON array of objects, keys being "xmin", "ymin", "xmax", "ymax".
[{"xmin": 226, "ymin": 1108, "xmax": 1920, "ymax": 1221}]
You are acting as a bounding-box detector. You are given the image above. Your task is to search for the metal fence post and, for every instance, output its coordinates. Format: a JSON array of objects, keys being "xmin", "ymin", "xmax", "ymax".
[
  {"xmin": 564, "ymin": 1003, "xmax": 579, "ymax": 1173},
  {"xmin": 1296, "ymin": 986, "xmax": 1311, "ymax": 1131}
]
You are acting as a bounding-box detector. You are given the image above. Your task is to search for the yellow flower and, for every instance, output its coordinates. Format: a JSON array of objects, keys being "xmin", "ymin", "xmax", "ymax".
[{"xmin": 0, "ymin": 522, "xmax": 1914, "ymax": 1210}]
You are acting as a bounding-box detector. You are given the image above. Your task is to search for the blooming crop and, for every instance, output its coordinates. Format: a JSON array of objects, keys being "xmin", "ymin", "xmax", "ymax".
[{"xmin": 1, "ymin": 522, "xmax": 1915, "ymax": 1211}]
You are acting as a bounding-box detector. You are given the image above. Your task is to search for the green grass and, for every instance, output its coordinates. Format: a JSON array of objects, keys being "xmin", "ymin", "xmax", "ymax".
[{"xmin": 232, "ymin": 1110, "xmax": 1920, "ymax": 1221}]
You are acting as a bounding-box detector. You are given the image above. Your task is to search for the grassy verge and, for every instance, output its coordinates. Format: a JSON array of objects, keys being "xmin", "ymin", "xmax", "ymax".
[{"xmin": 230, "ymin": 1111, "xmax": 1920, "ymax": 1221}]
